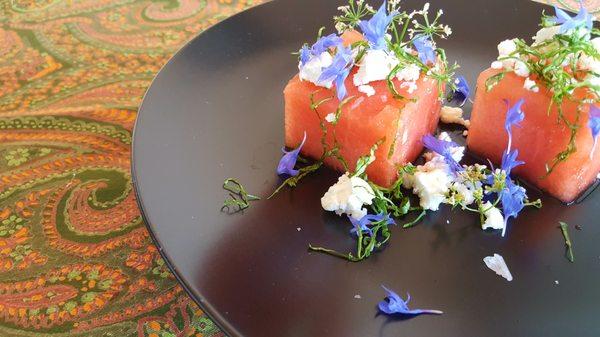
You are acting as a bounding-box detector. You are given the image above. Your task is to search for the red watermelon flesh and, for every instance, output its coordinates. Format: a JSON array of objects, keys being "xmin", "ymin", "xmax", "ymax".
[
  {"xmin": 284, "ymin": 33, "xmax": 442, "ymax": 187},
  {"xmin": 467, "ymin": 68, "xmax": 600, "ymax": 203}
]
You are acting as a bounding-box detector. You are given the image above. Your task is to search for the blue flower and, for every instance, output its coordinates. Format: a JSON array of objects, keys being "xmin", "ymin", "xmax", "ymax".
[
  {"xmin": 549, "ymin": 3, "xmax": 593, "ymax": 33},
  {"xmin": 450, "ymin": 76, "xmax": 470, "ymax": 106},
  {"xmin": 358, "ymin": 2, "xmax": 397, "ymax": 50},
  {"xmin": 503, "ymin": 98, "xmax": 525, "ymax": 152},
  {"xmin": 378, "ymin": 285, "xmax": 443, "ymax": 316},
  {"xmin": 413, "ymin": 35, "xmax": 436, "ymax": 64},
  {"xmin": 501, "ymin": 150, "xmax": 524, "ymax": 176},
  {"xmin": 500, "ymin": 179, "xmax": 526, "ymax": 237},
  {"xmin": 422, "ymin": 134, "xmax": 463, "ymax": 173},
  {"xmin": 349, "ymin": 213, "xmax": 395, "ymax": 237},
  {"xmin": 319, "ymin": 46, "xmax": 354, "ymax": 100},
  {"xmin": 277, "ymin": 132, "xmax": 306, "ymax": 177},
  {"xmin": 298, "ymin": 34, "xmax": 343, "ymax": 66},
  {"xmin": 299, "ymin": 44, "xmax": 311, "ymax": 65},
  {"xmin": 588, "ymin": 105, "xmax": 600, "ymax": 157},
  {"xmin": 311, "ymin": 34, "xmax": 344, "ymax": 54}
]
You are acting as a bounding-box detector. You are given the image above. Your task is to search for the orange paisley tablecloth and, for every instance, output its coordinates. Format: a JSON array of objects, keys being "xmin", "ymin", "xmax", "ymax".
[{"xmin": 0, "ymin": 0, "xmax": 596, "ymax": 336}]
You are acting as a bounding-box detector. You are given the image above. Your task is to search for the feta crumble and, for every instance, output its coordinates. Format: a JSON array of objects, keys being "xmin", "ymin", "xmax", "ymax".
[
  {"xmin": 299, "ymin": 51, "xmax": 334, "ymax": 88},
  {"xmin": 321, "ymin": 173, "xmax": 375, "ymax": 220},
  {"xmin": 481, "ymin": 201, "xmax": 505, "ymax": 231},
  {"xmin": 491, "ymin": 61, "xmax": 503, "ymax": 69},
  {"xmin": 532, "ymin": 26, "xmax": 560, "ymax": 45},
  {"xmin": 400, "ymin": 81, "xmax": 418, "ymax": 94},
  {"xmin": 523, "ymin": 77, "xmax": 539, "ymax": 92},
  {"xmin": 353, "ymin": 49, "xmax": 398, "ymax": 86},
  {"xmin": 483, "ymin": 253, "xmax": 513, "ymax": 282},
  {"xmin": 440, "ymin": 106, "xmax": 470, "ymax": 127},
  {"xmin": 358, "ymin": 84, "xmax": 375, "ymax": 96},
  {"xmin": 403, "ymin": 132, "xmax": 464, "ymax": 211}
]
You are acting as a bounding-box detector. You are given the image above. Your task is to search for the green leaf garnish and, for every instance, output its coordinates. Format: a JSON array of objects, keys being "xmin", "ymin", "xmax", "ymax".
[
  {"xmin": 221, "ymin": 178, "xmax": 260, "ymax": 213},
  {"xmin": 559, "ymin": 221, "xmax": 575, "ymax": 263}
]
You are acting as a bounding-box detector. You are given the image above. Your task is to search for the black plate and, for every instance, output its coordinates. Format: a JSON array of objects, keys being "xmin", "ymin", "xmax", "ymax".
[{"xmin": 132, "ymin": 1, "xmax": 600, "ymax": 336}]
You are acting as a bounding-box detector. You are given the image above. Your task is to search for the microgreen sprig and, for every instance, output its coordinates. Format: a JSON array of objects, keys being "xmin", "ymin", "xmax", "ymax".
[{"xmin": 221, "ymin": 178, "xmax": 260, "ymax": 213}]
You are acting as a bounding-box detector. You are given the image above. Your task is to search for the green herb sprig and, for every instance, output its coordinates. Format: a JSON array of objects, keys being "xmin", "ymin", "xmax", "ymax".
[
  {"xmin": 221, "ymin": 178, "xmax": 260, "ymax": 213},
  {"xmin": 559, "ymin": 221, "xmax": 575, "ymax": 263}
]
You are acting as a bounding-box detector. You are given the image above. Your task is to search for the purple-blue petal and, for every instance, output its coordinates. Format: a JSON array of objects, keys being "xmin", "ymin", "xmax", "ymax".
[
  {"xmin": 550, "ymin": 3, "xmax": 593, "ymax": 33},
  {"xmin": 504, "ymin": 98, "xmax": 525, "ymax": 133},
  {"xmin": 422, "ymin": 134, "xmax": 463, "ymax": 173},
  {"xmin": 413, "ymin": 35, "xmax": 436, "ymax": 64},
  {"xmin": 311, "ymin": 34, "xmax": 343, "ymax": 55},
  {"xmin": 501, "ymin": 150, "xmax": 524, "ymax": 175},
  {"xmin": 588, "ymin": 105, "xmax": 600, "ymax": 139},
  {"xmin": 276, "ymin": 132, "xmax": 306, "ymax": 177},
  {"xmin": 451, "ymin": 76, "xmax": 470, "ymax": 106},
  {"xmin": 319, "ymin": 46, "xmax": 354, "ymax": 101},
  {"xmin": 299, "ymin": 44, "xmax": 311, "ymax": 65},
  {"xmin": 349, "ymin": 213, "xmax": 395, "ymax": 236},
  {"xmin": 358, "ymin": 2, "xmax": 397, "ymax": 50},
  {"xmin": 378, "ymin": 285, "xmax": 443, "ymax": 316}
]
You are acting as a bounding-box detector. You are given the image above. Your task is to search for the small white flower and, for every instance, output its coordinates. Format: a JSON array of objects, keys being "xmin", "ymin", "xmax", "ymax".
[
  {"xmin": 443, "ymin": 25, "xmax": 452, "ymax": 37},
  {"xmin": 325, "ymin": 113, "xmax": 336, "ymax": 123},
  {"xmin": 321, "ymin": 173, "xmax": 375, "ymax": 220},
  {"xmin": 422, "ymin": 2, "xmax": 430, "ymax": 13},
  {"xmin": 483, "ymin": 253, "xmax": 513, "ymax": 281},
  {"xmin": 481, "ymin": 201, "xmax": 505, "ymax": 231}
]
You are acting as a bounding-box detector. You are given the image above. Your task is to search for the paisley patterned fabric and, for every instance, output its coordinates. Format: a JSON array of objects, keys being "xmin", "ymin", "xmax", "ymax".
[
  {"xmin": 0, "ymin": 1, "xmax": 263, "ymax": 336},
  {"xmin": 0, "ymin": 0, "xmax": 597, "ymax": 336}
]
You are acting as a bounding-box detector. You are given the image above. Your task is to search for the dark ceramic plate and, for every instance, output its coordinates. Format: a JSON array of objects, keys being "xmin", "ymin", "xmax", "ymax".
[{"xmin": 132, "ymin": 0, "xmax": 600, "ymax": 336}]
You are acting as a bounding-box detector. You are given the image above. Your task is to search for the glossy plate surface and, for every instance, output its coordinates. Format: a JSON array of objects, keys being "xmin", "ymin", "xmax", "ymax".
[{"xmin": 132, "ymin": 1, "xmax": 600, "ymax": 336}]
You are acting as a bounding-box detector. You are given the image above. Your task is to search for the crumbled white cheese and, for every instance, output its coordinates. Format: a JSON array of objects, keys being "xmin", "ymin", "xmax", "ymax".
[
  {"xmin": 481, "ymin": 201, "xmax": 505, "ymax": 231},
  {"xmin": 296, "ymin": 227, "xmax": 301, "ymax": 231},
  {"xmin": 491, "ymin": 61, "xmax": 503, "ymax": 69},
  {"xmin": 513, "ymin": 60, "xmax": 530, "ymax": 77},
  {"xmin": 354, "ymin": 294, "xmax": 362, "ymax": 299},
  {"xmin": 403, "ymin": 132, "xmax": 463, "ymax": 211},
  {"xmin": 396, "ymin": 63, "xmax": 421, "ymax": 82},
  {"xmin": 325, "ymin": 113, "xmax": 336, "ymax": 123},
  {"xmin": 299, "ymin": 51, "xmax": 334, "ymax": 88},
  {"xmin": 400, "ymin": 81, "xmax": 418, "ymax": 94},
  {"xmin": 483, "ymin": 253, "xmax": 513, "ymax": 282},
  {"xmin": 498, "ymin": 39, "xmax": 517, "ymax": 57},
  {"xmin": 353, "ymin": 49, "xmax": 399, "ymax": 86},
  {"xmin": 440, "ymin": 106, "xmax": 470, "ymax": 127},
  {"xmin": 532, "ymin": 26, "xmax": 560, "ymax": 45},
  {"xmin": 321, "ymin": 173, "xmax": 375, "ymax": 220},
  {"xmin": 358, "ymin": 84, "xmax": 375, "ymax": 97},
  {"xmin": 410, "ymin": 160, "xmax": 453, "ymax": 211},
  {"xmin": 523, "ymin": 77, "xmax": 539, "ymax": 92}
]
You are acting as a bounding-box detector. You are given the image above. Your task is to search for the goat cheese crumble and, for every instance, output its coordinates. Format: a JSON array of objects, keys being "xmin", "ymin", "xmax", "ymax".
[
  {"xmin": 299, "ymin": 51, "xmax": 334, "ymax": 88},
  {"xmin": 358, "ymin": 84, "xmax": 376, "ymax": 96},
  {"xmin": 523, "ymin": 77, "xmax": 539, "ymax": 92},
  {"xmin": 321, "ymin": 173, "xmax": 375, "ymax": 220},
  {"xmin": 481, "ymin": 201, "xmax": 505, "ymax": 231}
]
